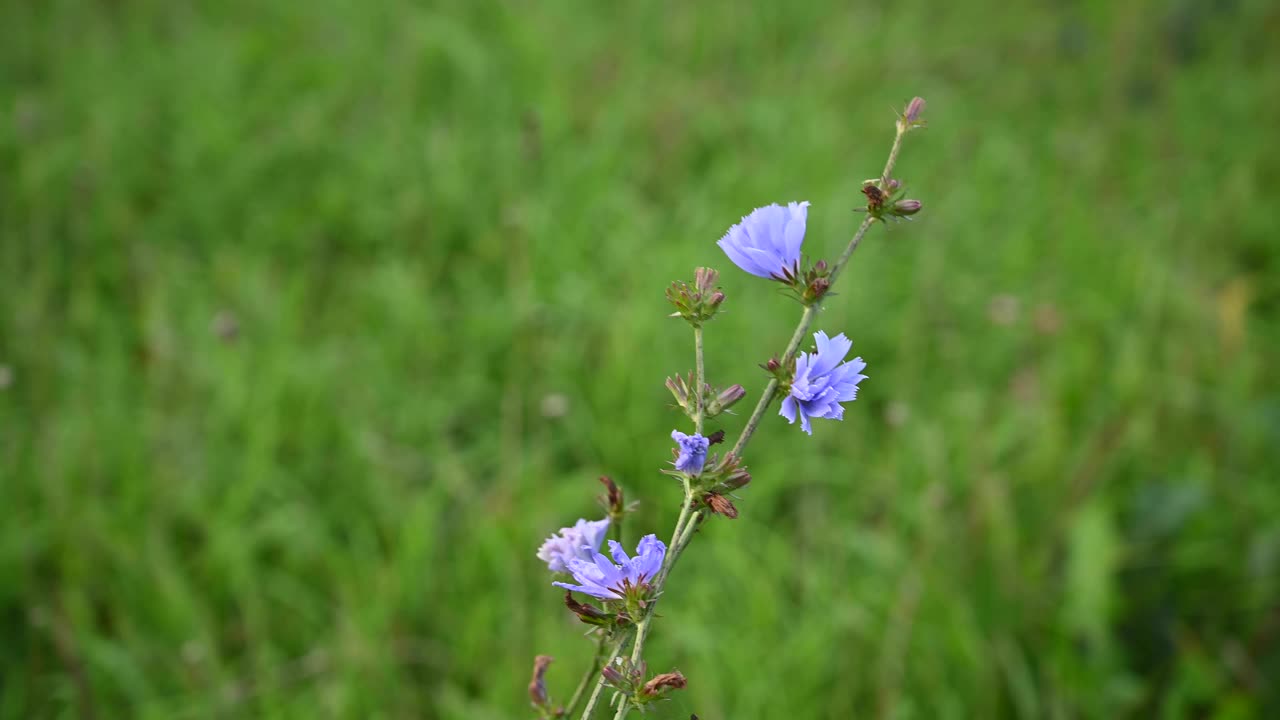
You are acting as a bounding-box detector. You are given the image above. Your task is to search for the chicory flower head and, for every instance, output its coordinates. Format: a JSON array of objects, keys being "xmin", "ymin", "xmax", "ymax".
[
  {"xmin": 717, "ymin": 201, "xmax": 809, "ymax": 280},
  {"xmin": 671, "ymin": 430, "xmax": 709, "ymax": 475},
  {"xmin": 780, "ymin": 331, "xmax": 868, "ymax": 435},
  {"xmin": 537, "ymin": 517, "xmax": 611, "ymax": 573},
  {"xmin": 553, "ymin": 534, "xmax": 667, "ymax": 601}
]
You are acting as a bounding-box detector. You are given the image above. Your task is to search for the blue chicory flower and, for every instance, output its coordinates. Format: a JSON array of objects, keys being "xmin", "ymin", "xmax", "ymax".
[
  {"xmin": 780, "ymin": 331, "xmax": 868, "ymax": 435},
  {"xmin": 553, "ymin": 534, "xmax": 667, "ymax": 601},
  {"xmin": 671, "ymin": 429, "xmax": 709, "ymax": 475},
  {"xmin": 717, "ymin": 201, "xmax": 810, "ymax": 280},
  {"xmin": 537, "ymin": 517, "xmax": 611, "ymax": 573}
]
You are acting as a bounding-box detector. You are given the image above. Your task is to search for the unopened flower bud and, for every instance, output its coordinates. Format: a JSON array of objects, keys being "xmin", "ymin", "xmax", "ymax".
[
  {"xmin": 694, "ymin": 267, "xmax": 718, "ymax": 293},
  {"xmin": 708, "ymin": 291, "xmax": 725, "ymax": 307},
  {"xmin": 892, "ymin": 199, "xmax": 922, "ymax": 216},
  {"xmin": 641, "ymin": 671, "xmax": 688, "ymax": 699},
  {"xmin": 528, "ymin": 655, "xmax": 554, "ymax": 708},
  {"xmin": 813, "ymin": 259, "xmax": 828, "ymax": 274},
  {"xmin": 600, "ymin": 663, "xmax": 627, "ymax": 688},
  {"xmin": 765, "ymin": 357, "xmax": 781, "ymax": 373},
  {"xmin": 722, "ymin": 467, "xmax": 751, "ymax": 491},
  {"xmin": 564, "ymin": 591, "xmax": 613, "ymax": 626},
  {"xmin": 707, "ymin": 384, "xmax": 745, "ymax": 416},
  {"xmin": 904, "ymin": 96, "xmax": 926, "ymax": 124}
]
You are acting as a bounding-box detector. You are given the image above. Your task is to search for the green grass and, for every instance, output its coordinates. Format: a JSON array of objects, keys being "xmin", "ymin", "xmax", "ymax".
[{"xmin": 3, "ymin": 0, "xmax": 1280, "ymax": 717}]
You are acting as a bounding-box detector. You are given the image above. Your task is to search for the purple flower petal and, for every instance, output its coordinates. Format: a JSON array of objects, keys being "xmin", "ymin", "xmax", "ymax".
[{"xmin": 717, "ymin": 202, "xmax": 809, "ymax": 279}]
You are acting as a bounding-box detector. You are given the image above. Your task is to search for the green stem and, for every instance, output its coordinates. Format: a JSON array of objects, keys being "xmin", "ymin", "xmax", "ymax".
[
  {"xmin": 578, "ymin": 633, "xmax": 629, "ymax": 720},
  {"xmin": 880, "ymin": 125, "xmax": 906, "ymax": 186},
  {"xmin": 610, "ymin": 615, "xmax": 653, "ymax": 719},
  {"xmin": 609, "ymin": 510, "xmax": 623, "ymax": 546},
  {"xmin": 565, "ymin": 636, "xmax": 606, "ymax": 718},
  {"xmin": 693, "ymin": 325, "xmax": 705, "ymax": 435},
  {"xmin": 727, "ymin": 303, "xmax": 819, "ymax": 459}
]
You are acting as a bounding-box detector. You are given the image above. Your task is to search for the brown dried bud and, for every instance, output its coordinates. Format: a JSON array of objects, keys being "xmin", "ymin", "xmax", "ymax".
[
  {"xmin": 705, "ymin": 493, "xmax": 739, "ymax": 519},
  {"xmin": 529, "ymin": 655, "xmax": 554, "ymax": 707},
  {"xmin": 599, "ymin": 476, "xmax": 623, "ymax": 515},
  {"xmin": 862, "ymin": 182, "xmax": 887, "ymax": 210},
  {"xmin": 806, "ymin": 277, "xmax": 831, "ymax": 302},
  {"xmin": 641, "ymin": 671, "xmax": 687, "ymax": 698}
]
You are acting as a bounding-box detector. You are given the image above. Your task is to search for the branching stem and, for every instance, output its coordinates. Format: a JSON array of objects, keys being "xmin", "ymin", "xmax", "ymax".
[{"xmin": 601, "ymin": 118, "xmax": 915, "ymax": 719}]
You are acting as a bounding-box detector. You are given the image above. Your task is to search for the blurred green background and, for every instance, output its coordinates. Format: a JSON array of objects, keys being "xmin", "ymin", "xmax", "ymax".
[{"xmin": 4, "ymin": 0, "xmax": 1280, "ymax": 717}]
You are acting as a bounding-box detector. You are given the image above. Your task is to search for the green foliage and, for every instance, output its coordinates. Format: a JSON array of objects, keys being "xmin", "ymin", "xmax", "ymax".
[{"xmin": 2, "ymin": 0, "xmax": 1279, "ymax": 717}]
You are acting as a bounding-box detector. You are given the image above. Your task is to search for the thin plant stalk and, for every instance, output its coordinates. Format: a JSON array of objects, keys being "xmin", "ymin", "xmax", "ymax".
[
  {"xmin": 578, "ymin": 633, "xmax": 629, "ymax": 720},
  {"xmin": 564, "ymin": 635, "xmax": 607, "ymax": 718}
]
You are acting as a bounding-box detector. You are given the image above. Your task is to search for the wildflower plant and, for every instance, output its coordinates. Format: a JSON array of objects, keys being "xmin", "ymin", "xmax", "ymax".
[{"xmin": 529, "ymin": 98, "xmax": 930, "ymax": 718}]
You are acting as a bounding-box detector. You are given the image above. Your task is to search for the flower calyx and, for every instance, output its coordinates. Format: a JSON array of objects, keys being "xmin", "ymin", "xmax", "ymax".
[
  {"xmin": 666, "ymin": 267, "xmax": 725, "ymax": 327},
  {"xmin": 859, "ymin": 177, "xmax": 923, "ymax": 223},
  {"xmin": 666, "ymin": 373, "xmax": 744, "ymax": 420},
  {"xmin": 687, "ymin": 453, "xmax": 752, "ymax": 520},
  {"xmin": 601, "ymin": 658, "xmax": 687, "ymax": 708}
]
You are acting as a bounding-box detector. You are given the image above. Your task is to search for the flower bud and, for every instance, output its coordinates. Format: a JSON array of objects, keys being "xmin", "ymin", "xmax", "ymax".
[
  {"xmin": 564, "ymin": 591, "xmax": 614, "ymax": 627},
  {"xmin": 706, "ymin": 384, "xmax": 745, "ymax": 416},
  {"xmin": 668, "ymin": 269, "xmax": 726, "ymax": 326},
  {"xmin": 891, "ymin": 199, "xmax": 922, "ymax": 217},
  {"xmin": 528, "ymin": 655, "xmax": 554, "ymax": 708},
  {"xmin": 722, "ymin": 467, "xmax": 751, "ymax": 491},
  {"xmin": 694, "ymin": 267, "xmax": 718, "ymax": 294},
  {"xmin": 813, "ymin": 259, "xmax": 828, "ymax": 274},
  {"xmin": 600, "ymin": 662, "xmax": 627, "ymax": 688},
  {"xmin": 804, "ymin": 277, "xmax": 831, "ymax": 303},
  {"xmin": 764, "ymin": 357, "xmax": 781, "ymax": 373},
  {"xmin": 904, "ymin": 96, "xmax": 926, "ymax": 124}
]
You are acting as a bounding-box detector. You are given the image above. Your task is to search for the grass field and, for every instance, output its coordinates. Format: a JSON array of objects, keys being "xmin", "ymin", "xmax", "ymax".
[{"xmin": 4, "ymin": 0, "xmax": 1280, "ymax": 717}]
